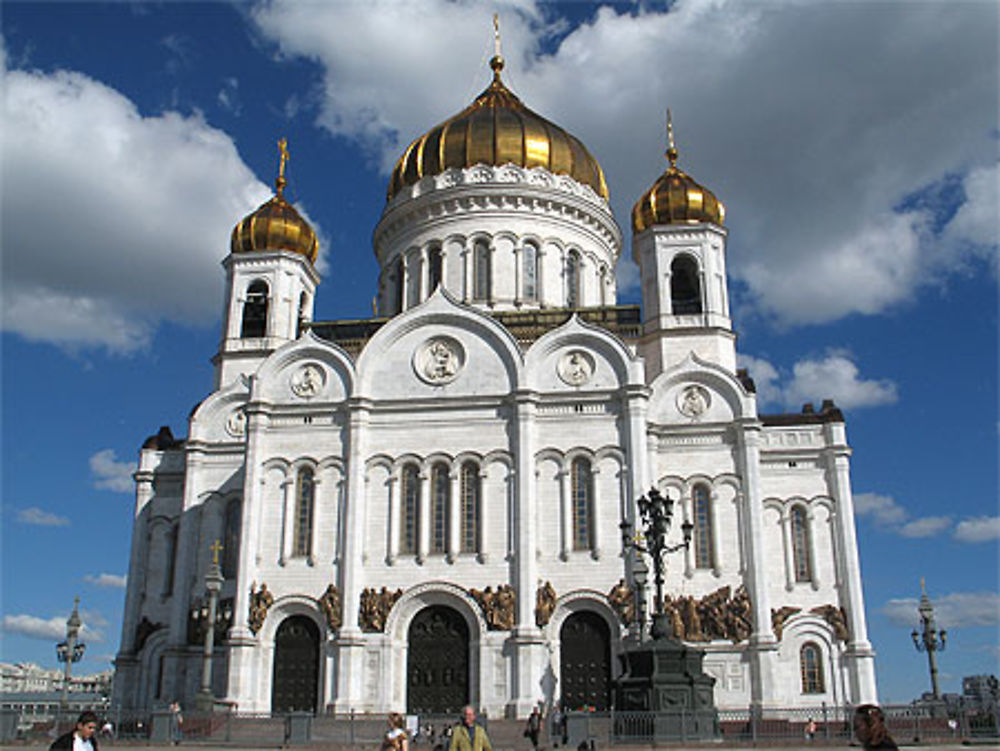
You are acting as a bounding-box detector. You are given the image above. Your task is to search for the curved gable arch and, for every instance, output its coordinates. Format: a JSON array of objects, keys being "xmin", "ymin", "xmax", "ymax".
[
  {"xmin": 648, "ymin": 352, "xmax": 756, "ymax": 424},
  {"xmin": 254, "ymin": 330, "xmax": 356, "ymax": 403},
  {"xmin": 525, "ymin": 314, "xmax": 643, "ymax": 391}
]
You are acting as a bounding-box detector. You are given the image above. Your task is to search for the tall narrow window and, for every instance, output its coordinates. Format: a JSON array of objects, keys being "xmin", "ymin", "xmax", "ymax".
[
  {"xmin": 296, "ymin": 293, "xmax": 308, "ymax": 338},
  {"xmin": 396, "ymin": 257, "xmax": 405, "ymax": 312},
  {"xmin": 401, "ymin": 464, "xmax": 420, "ymax": 554},
  {"xmin": 241, "ymin": 281, "xmax": 269, "ymax": 338},
  {"xmin": 522, "ymin": 242, "xmax": 538, "ymax": 301},
  {"xmin": 163, "ymin": 525, "xmax": 178, "ymax": 596},
  {"xmin": 570, "ymin": 457, "xmax": 593, "ymax": 551},
  {"xmin": 800, "ymin": 643, "xmax": 825, "ymax": 693},
  {"xmin": 460, "ymin": 461, "xmax": 480, "ymax": 553},
  {"xmin": 566, "ymin": 250, "xmax": 581, "ymax": 307},
  {"xmin": 692, "ymin": 484, "xmax": 714, "ymax": 569},
  {"xmin": 791, "ymin": 505, "xmax": 812, "ymax": 582},
  {"xmin": 474, "ymin": 240, "xmax": 491, "ymax": 301},
  {"xmin": 222, "ymin": 498, "xmax": 241, "ymax": 579},
  {"xmin": 670, "ymin": 255, "xmax": 702, "ymax": 314},
  {"xmin": 407, "ymin": 253, "xmax": 421, "ymax": 308},
  {"xmin": 430, "ymin": 462, "xmax": 449, "ymax": 554},
  {"xmin": 293, "ymin": 468, "xmax": 315, "ymax": 558},
  {"xmin": 428, "ymin": 246, "xmax": 443, "ymax": 293}
]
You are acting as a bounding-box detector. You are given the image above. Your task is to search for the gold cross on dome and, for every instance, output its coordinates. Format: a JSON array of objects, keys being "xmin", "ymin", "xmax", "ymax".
[
  {"xmin": 493, "ymin": 13, "xmax": 501, "ymax": 58},
  {"xmin": 277, "ymin": 137, "xmax": 290, "ymax": 181},
  {"xmin": 210, "ymin": 539, "xmax": 224, "ymax": 566}
]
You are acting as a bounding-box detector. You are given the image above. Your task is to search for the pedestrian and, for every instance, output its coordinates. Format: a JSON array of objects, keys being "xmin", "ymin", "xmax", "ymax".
[
  {"xmin": 853, "ymin": 704, "xmax": 898, "ymax": 750},
  {"xmin": 168, "ymin": 701, "xmax": 183, "ymax": 745},
  {"xmin": 49, "ymin": 710, "xmax": 100, "ymax": 751},
  {"xmin": 550, "ymin": 703, "xmax": 567, "ymax": 748},
  {"xmin": 524, "ymin": 706, "xmax": 541, "ymax": 749},
  {"xmin": 100, "ymin": 719, "xmax": 114, "ymax": 742},
  {"xmin": 804, "ymin": 717, "xmax": 817, "ymax": 741},
  {"xmin": 449, "ymin": 705, "xmax": 492, "ymax": 751},
  {"xmin": 382, "ymin": 712, "xmax": 409, "ymax": 751}
]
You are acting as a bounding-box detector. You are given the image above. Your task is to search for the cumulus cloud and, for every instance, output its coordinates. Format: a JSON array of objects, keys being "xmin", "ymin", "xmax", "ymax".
[
  {"xmin": 84, "ymin": 573, "xmax": 127, "ymax": 589},
  {"xmin": 251, "ymin": 0, "xmax": 997, "ymax": 324},
  {"xmin": 854, "ymin": 492, "xmax": 953, "ymax": 539},
  {"xmin": 1, "ymin": 612, "xmax": 104, "ymax": 642},
  {"xmin": 16, "ymin": 507, "xmax": 70, "ymax": 527},
  {"xmin": 882, "ymin": 591, "xmax": 1000, "ymax": 629},
  {"xmin": 89, "ymin": 449, "xmax": 137, "ymax": 493},
  {"xmin": 953, "ymin": 516, "xmax": 1000, "ymax": 543},
  {"xmin": 738, "ymin": 352, "xmax": 897, "ymax": 411},
  {"xmin": 1, "ymin": 64, "xmax": 277, "ymax": 352}
]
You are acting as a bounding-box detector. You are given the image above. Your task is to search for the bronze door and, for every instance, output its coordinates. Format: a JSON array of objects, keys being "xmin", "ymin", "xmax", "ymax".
[
  {"xmin": 407, "ymin": 605, "xmax": 469, "ymax": 714},
  {"xmin": 272, "ymin": 616, "xmax": 319, "ymax": 713},
  {"xmin": 560, "ymin": 611, "xmax": 611, "ymax": 710}
]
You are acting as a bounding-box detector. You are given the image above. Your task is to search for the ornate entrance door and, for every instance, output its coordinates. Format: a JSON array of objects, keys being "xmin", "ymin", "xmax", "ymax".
[
  {"xmin": 272, "ymin": 616, "xmax": 319, "ymax": 713},
  {"xmin": 407, "ymin": 605, "xmax": 469, "ymax": 714},
  {"xmin": 560, "ymin": 611, "xmax": 611, "ymax": 710}
]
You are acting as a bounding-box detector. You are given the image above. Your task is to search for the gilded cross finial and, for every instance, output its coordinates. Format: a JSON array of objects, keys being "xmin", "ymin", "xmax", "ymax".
[
  {"xmin": 276, "ymin": 137, "xmax": 290, "ymax": 195},
  {"xmin": 490, "ymin": 13, "xmax": 505, "ymax": 77},
  {"xmin": 210, "ymin": 539, "xmax": 224, "ymax": 566},
  {"xmin": 920, "ymin": 576, "xmax": 926, "ymax": 595},
  {"xmin": 666, "ymin": 108, "xmax": 678, "ymax": 168}
]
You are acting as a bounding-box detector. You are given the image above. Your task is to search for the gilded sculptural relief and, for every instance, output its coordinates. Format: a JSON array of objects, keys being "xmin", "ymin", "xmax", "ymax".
[
  {"xmin": 658, "ymin": 584, "xmax": 753, "ymax": 643},
  {"xmin": 247, "ymin": 582, "xmax": 273, "ymax": 635},
  {"xmin": 535, "ymin": 581, "xmax": 557, "ymax": 627},
  {"xmin": 470, "ymin": 584, "xmax": 516, "ymax": 630},
  {"xmin": 359, "ymin": 586, "xmax": 403, "ymax": 633},
  {"xmin": 607, "ymin": 579, "xmax": 636, "ymax": 625},
  {"xmin": 770, "ymin": 606, "xmax": 802, "ymax": 641},
  {"xmin": 319, "ymin": 584, "xmax": 342, "ymax": 631}
]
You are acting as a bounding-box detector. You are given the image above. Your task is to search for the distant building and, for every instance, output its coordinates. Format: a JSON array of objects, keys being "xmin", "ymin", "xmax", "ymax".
[
  {"xmin": 0, "ymin": 663, "xmax": 113, "ymax": 696},
  {"xmin": 963, "ymin": 675, "xmax": 999, "ymax": 704}
]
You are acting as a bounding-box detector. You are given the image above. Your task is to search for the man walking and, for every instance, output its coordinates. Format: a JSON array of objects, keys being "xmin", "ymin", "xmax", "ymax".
[
  {"xmin": 49, "ymin": 711, "xmax": 100, "ymax": 751},
  {"xmin": 449, "ymin": 706, "xmax": 492, "ymax": 751}
]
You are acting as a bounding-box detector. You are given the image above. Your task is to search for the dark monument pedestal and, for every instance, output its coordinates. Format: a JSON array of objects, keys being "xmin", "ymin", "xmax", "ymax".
[{"xmin": 614, "ymin": 616, "xmax": 719, "ymax": 741}]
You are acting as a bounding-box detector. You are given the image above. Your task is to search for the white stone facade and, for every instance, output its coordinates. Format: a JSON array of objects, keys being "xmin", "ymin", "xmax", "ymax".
[{"xmin": 112, "ymin": 160, "xmax": 878, "ymax": 718}]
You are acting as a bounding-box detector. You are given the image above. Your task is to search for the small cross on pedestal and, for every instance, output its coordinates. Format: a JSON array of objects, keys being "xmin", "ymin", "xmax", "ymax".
[{"xmin": 210, "ymin": 539, "xmax": 224, "ymax": 566}]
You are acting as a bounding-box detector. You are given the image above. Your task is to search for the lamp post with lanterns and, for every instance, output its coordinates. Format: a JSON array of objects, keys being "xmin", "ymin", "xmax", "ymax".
[
  {"xmin": 911, "ymin": 578, "xmax": 946, "ymax": 701},
  {"xmin": 196, "ymin": 540, "xmax": 225, "ymax": 712},
  {"xmin": 56, "ymin": 598, "xmax": 86, "ymax": 716}
]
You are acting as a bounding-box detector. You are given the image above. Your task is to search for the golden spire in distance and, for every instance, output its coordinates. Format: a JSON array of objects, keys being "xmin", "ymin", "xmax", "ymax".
[
  {"xmin": 666, "ymin": 108, "xmax": 678, "ymax": 169},
  {"xmin": 490, "ymin": 13, "xmax": 505, "ymax": 77},
  {"xmin": 276, "ymin": 137, "xmax": 290, "ymax": 195}
]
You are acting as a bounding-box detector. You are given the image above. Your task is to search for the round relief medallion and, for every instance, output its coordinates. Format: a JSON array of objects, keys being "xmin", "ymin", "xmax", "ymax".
[
  {"xmin": 677, "ymin": 384, "xmax": 711, "ymax": 419},
  {"xmin": 225, "ymin": 408, "xmax": 246, "ymax": 438},
  {"xmin": 290, "ymin": 363, "xmax": 325, "ymax": 398},
  {"xmin": 414, "ymin": 337, "xmax": 465, "ymax": 385},
  {"xmin": 557, "ymin": 349, "xmax": 594, "ymax": 386}
]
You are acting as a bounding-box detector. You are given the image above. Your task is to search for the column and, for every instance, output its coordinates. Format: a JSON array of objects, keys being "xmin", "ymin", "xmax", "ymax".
[
  {"xmin": 589, "ymin": 465, "xmax": 601, "ymax": 560},
  {"xmin": 462, "ymin": 245, "xmax": 472, "ymax": 303},
  {"xmin": 823, "ymin": 423, "xmax": 877, "ymax": 703},
  {"xmin": 448, "ymin": 470, "xmax": 460, "ymax": 563},
  {"xmin": 417, "ymin": 470, "xmax": 430, "ymax": 564},
  {"xmin": 278, "ymin": 477, "xmax": 294, "ymax": 565},
  {"xmin": 558, "ymin": 468, "xmax": 571, "ymax": 561},
  {"xmin": 781, "ymin": 511, "xmax": 795, "ymax": 591},
  {"xmin": 418, "ymin": 246, "xmax": 428, "ymax": 302},
  {"xmin": 386, "ymin": 475, "xmax": 399, "ymax": 565},
  {"xmin": 736, "ymin": 421, "xmax": 778, "ymax": 709},
  {"xmin": 710, "ymin": 486, "xmax": 723, "ymax": 576}
]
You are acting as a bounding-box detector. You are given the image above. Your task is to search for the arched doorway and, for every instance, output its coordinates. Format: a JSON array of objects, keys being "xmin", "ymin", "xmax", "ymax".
[
  {"xmin": 272, "ymin": 616, "xmax": 319, "ymax": 713},
  {"xmin": 560, "ymin": 611, "xmax": 611, "ymax": 710},
  {"xmin": 407, "ymin": 605, "xmax": 470, "ymax": 714}
]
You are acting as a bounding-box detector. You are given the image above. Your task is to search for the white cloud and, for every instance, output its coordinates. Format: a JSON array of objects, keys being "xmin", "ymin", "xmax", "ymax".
[
  {"xmin": 941, "ymin": 162, "xmax": 1000, "ymax": 267},
  {"xmin": 738, "ymin": 352, "xmax": 897, "ymax": 411},
  {"xmin": 882, "ymin": 591, "xmax": 1000, "ymax": 629},
  {"xmin": 1, "ymin": 65, "xmax": 277, "ymax": 353},
  {"xmin": 954, "ymin": 516, "xmax": 1000, "ymax": 543},
  {"xmin": 1, "ymin": 612, "xmax": 104, "ymax": 642},
  {"xmin": 252, "ymin": 0, "xmax": 997, "ymax": 324},
  {"xmin": 84, "ymin": 573, "xmax": 127, "ymax": 589},
  {"xmin": 89, "ymin": 449, "xmax": 136, "ymax": 493},
  {"xmin": 854, "ymin": 492, "xmax": 952, "ymax": 539},
  {"xmin": 16, "ymin": 507, "xmax": 70, "ymax": 527}
]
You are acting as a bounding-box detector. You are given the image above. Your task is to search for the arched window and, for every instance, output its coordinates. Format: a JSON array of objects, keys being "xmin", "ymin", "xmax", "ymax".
[
  {"xmin": 222, "ymin": 498, "xmax": 241, "ymax": 579},
  {"xmin": 401, "ymin": 464, "xmax": 420, "ymax": 554},
  {"xmin": 791, "ymin": 505, "xmax": 812, "ymax": 582},
  {"xmin": 566, "ymin": 250, "xmax": 581, "ymax": 308},
  {"xmin": 241, "ymin": 280, "xmax": 269, "ymax": 338},
  {"xmin": 474, "ymin": 240, "xmax": 491, "ymax": 301},
  {"xmin": 293, "ymin": 468, "xmax": 315, "ymax": 558},
  {"xmin": 670, "ymin": 255, "xmax": 702, "ymax": 314},
  {"xmin": 522, "ymin": 242, "xmax": 538, "ymax": 301},
  {"xmin": 800, "ymin": 642, "xmax": 825, "ymax": 693},
  {"xmin": 407, "ymin": 252, "xmax": 421, "ymax": 308},
  {"xmin": 692, "ymin": 484, "xmax": 714, "ymax": 569},
  {"xmin": 395, "ymin": 257, "xmax": 405, "ymax": 313},
  {"xmin": 599, "ymin": 265, "xmax": 608, "ymax": 306},
  {"xmin": 428, "ymin": 246, "xmax": 443, "ymax": 293},
  {"xmin": 570, "ymin": 457, "xmax": 593, "ymax": 551},
  {"xmin": 460, "ymin": 461, "xmax": 480, "ymax": 553},
  {"xmin": 430, "ymin": 462, "xmax": 449, "ymax": 554}
]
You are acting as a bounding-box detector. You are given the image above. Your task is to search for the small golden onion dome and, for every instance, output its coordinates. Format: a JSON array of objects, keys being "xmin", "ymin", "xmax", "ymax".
[
  {"xmin": 231, "ymin": 139, "xmax": 318, "ymax": 263},
  {"xmin": 632, "ymin": 127, "xmax": 725, "ymax": 233},
  {"xmin": 387, "ymin": 55, "xmax": 609, "ymax": 202}
]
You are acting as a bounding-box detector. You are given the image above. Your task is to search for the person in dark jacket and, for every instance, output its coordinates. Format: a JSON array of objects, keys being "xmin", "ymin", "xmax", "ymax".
[
  {"xmin": 853, "ymin": 704, "xmax": 899, "ymax": 750},
  {"xmin": 49, "ymin": 710, "xmax": 100, "ymax": 751}
]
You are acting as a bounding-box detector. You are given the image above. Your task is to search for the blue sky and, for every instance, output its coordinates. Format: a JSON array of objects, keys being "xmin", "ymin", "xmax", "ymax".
[{"xmin": 1, "ymin": 1, "xmax": 997, "ymax": 704}]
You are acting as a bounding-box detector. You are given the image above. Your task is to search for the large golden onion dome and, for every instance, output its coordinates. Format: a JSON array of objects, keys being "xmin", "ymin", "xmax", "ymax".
[
  {"xmin": 632, "ymin": 116, "xmax": 725, "ymax": 233},
  {"xmin": 231, "ymin": 139, "xmax": 318, "ymax": 263},
  {"xmin": 387, "ymin": 55, "xmax": 609, "ymax": 202}
]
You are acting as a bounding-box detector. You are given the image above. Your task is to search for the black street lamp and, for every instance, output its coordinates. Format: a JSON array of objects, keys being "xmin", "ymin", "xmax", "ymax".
[
  {"xmin": 911, "ymin": 578, "xmax": 946, "ymax": 701},
  {"xmin": 620, "ymin": 487, "xmax": 693, "ymax": 640},
  {"xmin": 56, "ymin": 598, "xmax": 86, "ymax": 715}
]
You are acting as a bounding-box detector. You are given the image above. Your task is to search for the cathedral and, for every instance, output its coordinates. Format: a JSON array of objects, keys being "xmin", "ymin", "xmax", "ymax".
[{"xmin": 112, "ymin": 44, "xmax": 878, "ymax": 718}]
